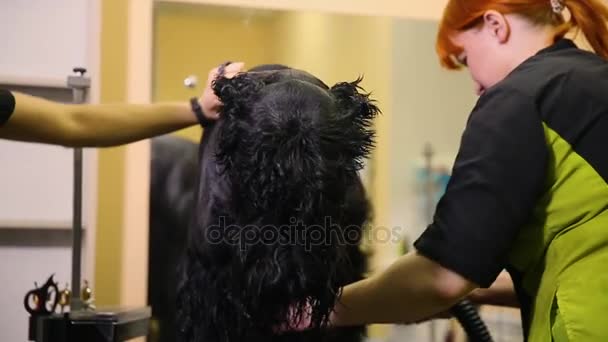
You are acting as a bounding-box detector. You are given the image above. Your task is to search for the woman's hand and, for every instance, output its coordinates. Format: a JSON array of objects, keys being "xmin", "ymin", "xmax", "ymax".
[
  {"xmin": 468, "ymin": 271, "xmax": 519, "ymax": 308},
  {"xmin": 200, "ymin": 62, "xmax": 245, "ymax": 120}
]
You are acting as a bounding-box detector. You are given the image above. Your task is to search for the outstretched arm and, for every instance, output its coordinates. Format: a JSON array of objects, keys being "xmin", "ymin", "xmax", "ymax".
[
  {"xmin": 0, "ymin": 62, "xmax": 244, "ymax": 147},
  {"xmin": 329, "ymin": 252, "xmax": 478, "ymax": 327},
  {"xmin": 1, "ymin": 92, "xmax": 195, "ymax": 147}
]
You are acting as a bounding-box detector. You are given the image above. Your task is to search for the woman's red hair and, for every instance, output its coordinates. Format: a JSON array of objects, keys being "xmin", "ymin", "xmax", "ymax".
[{"xmin": 436, "ymin": 0, "xmax": 608, "ymax": 69}]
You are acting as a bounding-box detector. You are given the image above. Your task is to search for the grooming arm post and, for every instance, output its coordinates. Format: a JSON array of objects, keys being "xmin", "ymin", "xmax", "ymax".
[
  {"xmin": 422, "ymin": 143, "xmax": 437, "ymax": 342},
  {"xmin": 67, "ymin": 67, "xmax": 91, "ymax": 311}
]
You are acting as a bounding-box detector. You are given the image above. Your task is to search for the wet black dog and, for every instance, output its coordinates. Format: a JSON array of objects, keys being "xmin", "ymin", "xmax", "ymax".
[{"xmin": 177, "ymin": 65, "xmax": 378, "ymax": 342}]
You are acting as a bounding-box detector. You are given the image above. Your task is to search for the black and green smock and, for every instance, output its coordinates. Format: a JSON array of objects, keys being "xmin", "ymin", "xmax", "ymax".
[{"xmin": 415, "ymin": 38, "xmax": 608, "ymax": 341}]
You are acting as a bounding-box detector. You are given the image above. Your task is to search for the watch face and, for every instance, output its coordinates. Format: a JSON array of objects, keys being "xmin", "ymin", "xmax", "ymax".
[{"xmin": 0, "ymin": 89, "xmax": 16, "ymax": 125}]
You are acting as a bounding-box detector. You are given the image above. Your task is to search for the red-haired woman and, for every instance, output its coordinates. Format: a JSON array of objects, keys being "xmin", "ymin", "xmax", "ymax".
[{"xmin": 324, "ymin": 0, "xmax": 608, "ymax": 340}]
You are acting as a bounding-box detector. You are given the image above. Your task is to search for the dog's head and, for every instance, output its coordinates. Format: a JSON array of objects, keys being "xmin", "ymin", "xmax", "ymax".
[{"xmin": 178, "ymin": 66, "xmax": 378, "ymax": 341}]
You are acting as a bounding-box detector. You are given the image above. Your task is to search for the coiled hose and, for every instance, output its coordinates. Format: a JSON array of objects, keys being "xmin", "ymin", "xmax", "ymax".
[{"xmin": 450, "ymin": 299, "xmax": 493, "ymax": 342}]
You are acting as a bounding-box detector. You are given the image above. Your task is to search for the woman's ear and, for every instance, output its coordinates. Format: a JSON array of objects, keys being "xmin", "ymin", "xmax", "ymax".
[{"xmin": 482, "ymin": 10, "xmax": 511, "ymax": 44}]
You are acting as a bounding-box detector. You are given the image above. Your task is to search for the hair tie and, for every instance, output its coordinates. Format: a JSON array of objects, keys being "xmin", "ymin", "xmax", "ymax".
[{"xmin": 550, "ymin": 0, "xmax": 565, "ymax": 14}]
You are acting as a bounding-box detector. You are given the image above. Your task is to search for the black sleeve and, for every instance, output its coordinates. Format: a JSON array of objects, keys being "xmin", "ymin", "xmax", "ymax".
[
  {"xmin": 0, "ymin": 89, "xmax": 16, "ymax": 126},
  {"xmin": 413, "ymin": 86, "xmax": 548, "ymax": 288}
]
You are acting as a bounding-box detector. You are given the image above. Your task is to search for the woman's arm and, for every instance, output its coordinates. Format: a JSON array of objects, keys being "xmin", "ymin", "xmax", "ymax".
[
  {"xmin": 329, "ymin": 252, "xmax": 478, "ymax": 326},
  {"xmin": 0, "ymin": 62, "xmax": 244, "ymax": 147},
  {"xmin": 1, "ymin": 92, "xmax": 195, "ymax": 147}
]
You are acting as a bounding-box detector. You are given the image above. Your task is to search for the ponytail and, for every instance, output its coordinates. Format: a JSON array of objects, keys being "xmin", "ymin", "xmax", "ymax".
[{"xmin": 564, "ymin": 0, "xmax": 608, "ymax": 59}]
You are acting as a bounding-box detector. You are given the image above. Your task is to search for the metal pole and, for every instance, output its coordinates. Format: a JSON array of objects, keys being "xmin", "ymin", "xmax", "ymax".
[
  {"xmin": 423, "ymin": 143, "xmax": 435, "ymax": 223},
  {"xmin": 67, "ymin": 67, "xmax": 90, "ymax": 311},
  {"xmin": 422, "ymin": 142, "xmax": 437, "ymax": 342}
]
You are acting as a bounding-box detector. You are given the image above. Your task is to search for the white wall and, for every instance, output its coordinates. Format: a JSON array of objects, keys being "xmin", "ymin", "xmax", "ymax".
[
  {"xmin": 0, "ymin": 141, "xmax": 76, "ymax": 227},
  {"xmin": 0, "ymin": 0, "xmax": 99, "ymax": 228},
  {"xmin": 0, "ymin": 1, "xmax": 99, "ymax": 341},
  {"xmin": 0, "ymin": 0, "xmax": 92, "ymax": 84}
]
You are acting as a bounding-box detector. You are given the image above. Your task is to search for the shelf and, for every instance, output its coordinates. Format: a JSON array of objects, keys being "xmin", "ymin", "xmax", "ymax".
[
  {"xmin": 0, "ymin": 75, "xmax": 68, "ymax": 89},
  {"xmin": 0, "ymin": 220, "xmax": 75, "ymax": 230}
]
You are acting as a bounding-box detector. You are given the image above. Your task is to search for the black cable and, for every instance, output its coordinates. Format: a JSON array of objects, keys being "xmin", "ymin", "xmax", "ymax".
[{"xmin": 450, "ymin": 299, "xmax": 493, "ymax": 342}]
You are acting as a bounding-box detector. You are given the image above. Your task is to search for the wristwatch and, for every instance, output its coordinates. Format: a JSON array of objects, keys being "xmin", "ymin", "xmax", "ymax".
[
  {"xmin": 190, "ymin": 97, "xmax": 213, "ymax": 128},
  {"xmin": 0, "ymin": 89, "xmax": 16, "ymax": 126},
  {"xmin": 190, "ymin": 61, "xmax": 231, "ymax": 128}
]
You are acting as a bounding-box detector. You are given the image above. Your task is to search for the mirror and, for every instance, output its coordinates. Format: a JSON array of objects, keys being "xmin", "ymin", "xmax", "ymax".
[{"xmin": 148, "ymin": 2, "xmax": 521, "ymax": 342}]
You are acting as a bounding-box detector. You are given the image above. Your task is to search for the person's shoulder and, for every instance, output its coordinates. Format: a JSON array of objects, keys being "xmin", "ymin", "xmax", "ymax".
[
  {"xmin": 468, "ymin": 81, "xmax": 538, "ymax": 129},
  {"xmin": 473, "ymin": 82, "xmax": 533, "ymax": 115},
  {"xmin": 500, "ymin": 46, "xmax": 607, "ymax": 99}
]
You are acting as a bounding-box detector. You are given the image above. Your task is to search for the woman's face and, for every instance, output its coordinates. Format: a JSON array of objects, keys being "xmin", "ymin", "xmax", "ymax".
[
  {"xmin": 453, "ymin": 27, "xmax": 504, "ymax": 96},
  {"xmin": 451, "ymin": 11, "xmax": 517, "ymax": 96}
]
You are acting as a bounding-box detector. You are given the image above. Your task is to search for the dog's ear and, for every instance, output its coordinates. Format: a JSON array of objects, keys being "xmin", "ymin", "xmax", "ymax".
[
  {"xmin": 212, "ymin": 73, "xmax": 264, "ymax": 119},
  {"xmin": 211, "ymin": 74, "xmax": 266, "ymax": 175},
  {"xmin": 326, "ymin": 77, "xmax": 380, "ymax": 172}
]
